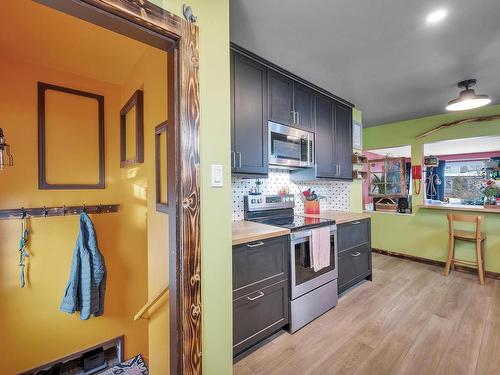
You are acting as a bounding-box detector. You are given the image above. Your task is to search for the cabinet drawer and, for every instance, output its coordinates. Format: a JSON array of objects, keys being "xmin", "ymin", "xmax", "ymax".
[
  {"xmin": 338, "ymin": 244, "xmax": 372, "ymax": 294},
  {"xmin": 338, "ymin": 219, "xmax": 371, "ymax": 252},
  {"xmin": 233, "ymin": 235, "xmax": 288, "ymax": 298},
  {"xmin": 233, "ymin": 280, "xmax": 288, "ymax": 356}
]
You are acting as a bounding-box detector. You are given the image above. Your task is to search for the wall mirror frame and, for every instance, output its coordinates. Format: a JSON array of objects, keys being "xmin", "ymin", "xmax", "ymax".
[
  {"xmin": 38, "ymin": 82, "xmax": 105, "ymax": 190},
  {"xmin": 155, "ymin": 121, "xmax": 168, "ymax": 213},
  {"xmin": 120, "ymin": 89, "xmax": 144, "ymax": 167}
]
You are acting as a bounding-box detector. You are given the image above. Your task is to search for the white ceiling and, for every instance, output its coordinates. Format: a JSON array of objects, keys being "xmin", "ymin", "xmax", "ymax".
[
  {"xmin": 230, "ymin": 0, "xmax": 500, "ymax": 126},
  {"xmin": 424, "ymin": 136, "xmax": 500, "ymax": 156}
]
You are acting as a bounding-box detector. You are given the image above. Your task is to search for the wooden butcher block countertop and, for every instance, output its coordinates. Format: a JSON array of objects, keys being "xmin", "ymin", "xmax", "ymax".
[
  {"xmin": 232, "ymin": 220, "xmax": 290, "ymax": 246},
  {"xmin": 299, "ymin": 210, "xmax": 371, "ymax": 224}
]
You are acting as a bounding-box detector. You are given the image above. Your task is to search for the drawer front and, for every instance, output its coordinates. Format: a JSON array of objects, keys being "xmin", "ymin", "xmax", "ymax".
[
  {"xmin": 338, "ymin": 244, "xmax": 372, "ymax": 293},
  {"xmin": 233, "ymin": 235, "xmax": 288, "ymax": 298},
  {"xmin": 338, "ymin": 219, "xmax": 371, "ymax": 252},
  {"xmin": 233, "ymin": 280, "xmax": 289, "ymax": 356}
]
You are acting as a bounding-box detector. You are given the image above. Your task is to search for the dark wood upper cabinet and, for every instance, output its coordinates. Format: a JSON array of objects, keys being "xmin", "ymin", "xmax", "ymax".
[
  {"xmin": 268, "ymin": 70, "xmax": 293, "ymax": 126},
  {"xmin": 268, "ymin": 71, "xmax": 313, "ymax": 130},
  {"xmin": 231, "ymin": 51, "xmax": 268, "ymax": 175},
  {"xmin": 231, "ymin": 45, "xmax": 354, "ymax": 179},
  {"xmin": 291, "ymin": 94, "xmax": 353, "ymax": 181},
  {"xmin": 314, "ymin": 95, "xmax": 335, "ymax": 178},
  {"xmin": 335, "ymin": 102, "xmax": 353, "ymax": 180},
  {"xmin": 293, "ymin": 82, "xmax": 314, "ymax": 130}
]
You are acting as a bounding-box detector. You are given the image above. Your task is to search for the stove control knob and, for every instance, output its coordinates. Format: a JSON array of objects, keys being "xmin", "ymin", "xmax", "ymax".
[
  {"xmin": 257, "ymin": 198, "xmax": 262, "ymax": 203},
  {"xmin": 251, "ymin": 199, "xmax": 256, "ymax": 204}
]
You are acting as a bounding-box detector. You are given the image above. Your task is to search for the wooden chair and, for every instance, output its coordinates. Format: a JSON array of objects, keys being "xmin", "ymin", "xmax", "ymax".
[{"xmin": 444, "ymin": 213, "xmax": 486, "ymax": 285}]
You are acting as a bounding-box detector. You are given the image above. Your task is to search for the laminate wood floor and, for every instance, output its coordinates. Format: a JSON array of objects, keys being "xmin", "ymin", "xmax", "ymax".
[{"xmin": 234, "ymin": 253, "xmax": 500, "ymax": 375}]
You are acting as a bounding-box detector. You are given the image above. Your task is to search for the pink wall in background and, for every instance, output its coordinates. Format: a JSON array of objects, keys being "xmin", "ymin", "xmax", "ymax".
[{"xmin": 362, "ymin": 151, "xmax": 385, "ymax": 207}]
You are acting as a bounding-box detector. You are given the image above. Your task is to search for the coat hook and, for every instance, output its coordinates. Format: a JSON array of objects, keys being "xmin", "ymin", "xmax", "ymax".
[
  {"xmin": 63, "ymin": 205, "xmax": 66, "ymax": 216},
  {"xmin": 43, "ymin": 206, "xmax": 48, "ymax": 218},
  {"xmin": 82, "ymin": 204, "xmax": 86, "ymax": 214},
  {"xmin": 21, "ymin": 207, "xmax": 26, "ymax": 219},
  {"xmin": 98, "ymin": 204, "xmax": 102, "ymax": 213}
]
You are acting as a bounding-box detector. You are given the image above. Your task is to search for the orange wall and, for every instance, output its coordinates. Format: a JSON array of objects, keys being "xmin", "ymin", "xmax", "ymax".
[
  {"xmin": 0, "ymin": 57, "xmax": 149, "ymax": 373},
  {"xmin": 120, "ymin": 48, "xmax": 170, "ymax": 374}
]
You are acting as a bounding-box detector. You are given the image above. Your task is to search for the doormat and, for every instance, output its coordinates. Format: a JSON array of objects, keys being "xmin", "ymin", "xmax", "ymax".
[{"xmin": 99, "ymin": 355, "xmax": 148, "ymax": 375}]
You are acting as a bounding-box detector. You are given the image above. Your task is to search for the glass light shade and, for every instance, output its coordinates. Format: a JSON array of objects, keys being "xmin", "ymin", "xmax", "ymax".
[{"xmin": 446, "ymin": 89, "xmax": 491, "ymax": 111}]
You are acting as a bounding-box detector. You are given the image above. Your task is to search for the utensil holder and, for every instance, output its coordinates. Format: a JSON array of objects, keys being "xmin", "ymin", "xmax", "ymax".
[{"xmin": 304, "ymin": 200, "xmax": 320, "ymax": 214}]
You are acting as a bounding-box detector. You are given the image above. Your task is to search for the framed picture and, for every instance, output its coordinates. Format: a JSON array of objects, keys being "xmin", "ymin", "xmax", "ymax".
[
  {"xmin": 38, "ymin": 82, "xmax": 105, "ymax": 190},
  {"xmin": 120, "ymin": 90, "xmax": 144, "ymax": 167},
  {"xmin": 353, "ymin": 120, "xmax": 363, "ymax": 150},
  {"xmin": 155, "ymin": 121, "xmax": 168, "ymax": 213}
]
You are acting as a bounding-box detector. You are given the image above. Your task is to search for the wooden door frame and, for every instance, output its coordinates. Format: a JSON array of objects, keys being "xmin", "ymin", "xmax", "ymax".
[{"xmin": 33, "ymin": 1, "xmax": 202, "ymax": 374}]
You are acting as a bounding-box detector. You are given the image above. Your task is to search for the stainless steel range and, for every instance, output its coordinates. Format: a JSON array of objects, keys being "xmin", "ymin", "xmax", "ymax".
[{"xmin": 244, "ymin": 194, "xmax": 338, "ymax": 333}]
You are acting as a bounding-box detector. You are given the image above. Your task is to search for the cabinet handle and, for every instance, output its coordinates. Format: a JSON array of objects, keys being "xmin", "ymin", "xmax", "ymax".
[
  {"xmin": 231, "ymin": 151, "xmax": 236, "ymax": 168},
  {"xmin": 351, "ymin": 252, "xmax": 361, "ymax": 257},
  {"xmin": 291, "ymin": 111, "xmax": 296, "ymax": 124},
  {"xmin": 337, "ymin": 165, "xmax": 341, "ymax": 175},
  {"xmin": 246, "ymin": 241, "xmax": 265, "ymax": 248},
  {"xmin": 351, "ymin": 221, "xmax": 361, "ymax": 225},
  {"xmin": 296, "ymin": 111, "xmax": 300, "ymax": 125},
  {"xmin": 237, "ymin": 152, "xmax": 242, "ymax": 168},
  {"xmin": 247, "ymin": 291, "xmax": 265, "ymax": 301}
]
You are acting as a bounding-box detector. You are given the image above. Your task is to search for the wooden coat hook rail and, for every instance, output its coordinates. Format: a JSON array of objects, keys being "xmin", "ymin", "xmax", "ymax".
[{"xmin": 0, "ymin": 204, "xmax": 121, "ymax": 220}]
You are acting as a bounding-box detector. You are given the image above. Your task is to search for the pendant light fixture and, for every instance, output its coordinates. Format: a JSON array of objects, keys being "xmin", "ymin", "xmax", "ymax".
[
  {"xmin": 446, "ymin": 79, "xmax": 491, "ymax": 111},
  {"xmin": 0, "ymin": 128, "xmax": 14, "ymax": 170}
]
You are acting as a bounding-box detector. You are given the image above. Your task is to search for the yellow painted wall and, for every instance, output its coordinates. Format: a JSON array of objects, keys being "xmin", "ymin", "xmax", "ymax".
[
  {"xmin": 120, "ymin": 47, "xmax": 170, "ymax": 374},
  {"xmin": 0, "ymin": 57, "xmax": 148, "ymax": 373}
]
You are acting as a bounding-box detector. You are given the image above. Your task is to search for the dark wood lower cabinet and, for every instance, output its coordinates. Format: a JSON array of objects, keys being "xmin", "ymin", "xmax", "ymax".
[
  {"xmin": 337, "ymin": 219, "xmax": 372, "ymax": 295},
  {"xmin": 233, "ymin": 235, "xmax": 289, "ymax": 358},
  {"xmin": 233, "ymin": 280, "xmax": 289, "ymax": 356}
]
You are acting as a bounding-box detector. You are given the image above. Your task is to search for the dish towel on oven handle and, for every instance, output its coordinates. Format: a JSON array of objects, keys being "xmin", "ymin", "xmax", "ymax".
[{"xmin": 310, "ymin": 226, "xmax": 331, "ymax": 272}]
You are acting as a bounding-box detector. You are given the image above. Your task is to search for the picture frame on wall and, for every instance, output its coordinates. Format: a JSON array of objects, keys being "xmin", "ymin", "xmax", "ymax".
[
  {"xmin": 353, "ymin": 120, "xmax": 363, "ymax": 150},
  {"xmin": 155, "ymin": 121, "xmax": 168, "ymax": 213},
  {"xmin": 120, "ymin": 90, "xmax": 144, "ymax": 168}
]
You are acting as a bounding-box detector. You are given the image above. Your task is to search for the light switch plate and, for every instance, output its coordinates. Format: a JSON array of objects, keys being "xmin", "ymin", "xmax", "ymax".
[{"xmin": 211, "ymin": 164, "xmax": 224, "ymax": 187}]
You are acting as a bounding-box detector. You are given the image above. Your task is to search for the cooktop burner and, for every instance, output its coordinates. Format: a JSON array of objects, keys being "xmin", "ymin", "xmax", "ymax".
[{"xmin": 250, "ymin": 215, "xmax": 334, "ymax": 231}]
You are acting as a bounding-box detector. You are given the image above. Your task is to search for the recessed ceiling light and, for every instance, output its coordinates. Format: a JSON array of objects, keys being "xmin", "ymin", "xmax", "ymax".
[
  {"xmin": 426, "ymin": 8, "xmax": 448, "ymax": 24},
  {"xmin": 446, "ymin": 79, "xmax": 492, "ymax": 111}
]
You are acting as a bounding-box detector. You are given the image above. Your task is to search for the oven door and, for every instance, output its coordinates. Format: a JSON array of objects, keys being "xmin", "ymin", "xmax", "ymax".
[
  {"xmin": 268, "ymin": 122, "xmax": 313, "ymax": 168},
  {"xmin": 290, "ymin": 226, "xmax": 337, "ymax": 300}
]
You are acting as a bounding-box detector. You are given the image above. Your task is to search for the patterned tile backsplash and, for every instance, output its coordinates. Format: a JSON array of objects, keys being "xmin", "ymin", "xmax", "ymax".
[{"xmin": 232, "ymin": 169, "xmax": 351, "ymax": 221}]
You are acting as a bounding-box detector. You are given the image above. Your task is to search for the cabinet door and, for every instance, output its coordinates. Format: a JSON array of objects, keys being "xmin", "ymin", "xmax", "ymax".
[
  {"xmin": 233, "ymin": 280, "xmax": 289, "ymax": 356},
  {"xmin": 268, "ymin": 70, "xmax": 293, "ymax": 126},
  {"xmin": 293, "ymin": 82, "xmax": 314, "ymax": 130},
  {"xmin": 338, "ymin": 244, "xmax": 372, "ymax": 294},
  {"xmin": 232, "ymin": 236, "xmax": 288, "ymax": 299},
  {"xmin": 232, "ymin": 52, "xmax": 268, "ymax": 175},
  {"xmin": 335, "ymin": 102, "xmax": 353, "ymax": 180},
  {"xmin": 314, "ymin": 95, "xmax": 335, "ymax": 178},
  {"xmin": 338, "ymin": 219, "xmax": 371, "ymax": 253}
]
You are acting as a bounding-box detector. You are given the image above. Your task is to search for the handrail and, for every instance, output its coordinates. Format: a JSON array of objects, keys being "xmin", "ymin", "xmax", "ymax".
[{"xmin": 134, "ymin": 284, "xmax": 170, "ymax": 321}]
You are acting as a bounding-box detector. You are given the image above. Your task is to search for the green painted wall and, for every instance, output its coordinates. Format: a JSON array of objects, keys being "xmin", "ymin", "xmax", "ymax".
[
  {"xmin": 153, "ymin": 1, "xmax": 233, "ymax": 374},
  {"xmin": 364, "ymin": 104, "xmax": 500, "ymax": 272}
]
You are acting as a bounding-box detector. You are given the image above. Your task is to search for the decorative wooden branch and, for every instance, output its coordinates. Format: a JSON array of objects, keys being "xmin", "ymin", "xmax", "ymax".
[{"xmin": 416, "ymin": 114, "xmax": 500, "ymax": 139}]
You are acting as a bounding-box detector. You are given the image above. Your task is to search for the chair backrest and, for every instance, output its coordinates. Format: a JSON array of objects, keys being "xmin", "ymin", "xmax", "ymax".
[{"xmin": 447, "ymin": 213, "xmax": 484, "ymax": 240}]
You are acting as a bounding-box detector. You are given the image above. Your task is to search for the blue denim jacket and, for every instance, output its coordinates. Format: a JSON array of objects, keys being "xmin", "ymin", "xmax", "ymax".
[{"xmin": 60, "ymin": 213, "xmax": 106, "ymax": 320}]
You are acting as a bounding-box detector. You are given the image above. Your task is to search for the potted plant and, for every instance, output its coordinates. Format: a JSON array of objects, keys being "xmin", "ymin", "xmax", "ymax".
[{"xmin": 482, "ymin": 179, "xmax": 500, "ymax": 208}]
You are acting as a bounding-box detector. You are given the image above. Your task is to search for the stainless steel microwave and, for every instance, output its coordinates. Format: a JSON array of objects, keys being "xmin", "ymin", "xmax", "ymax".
[{"xmin": 268, "ymin": 122, "xmax": 314, "ymax": 168}]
